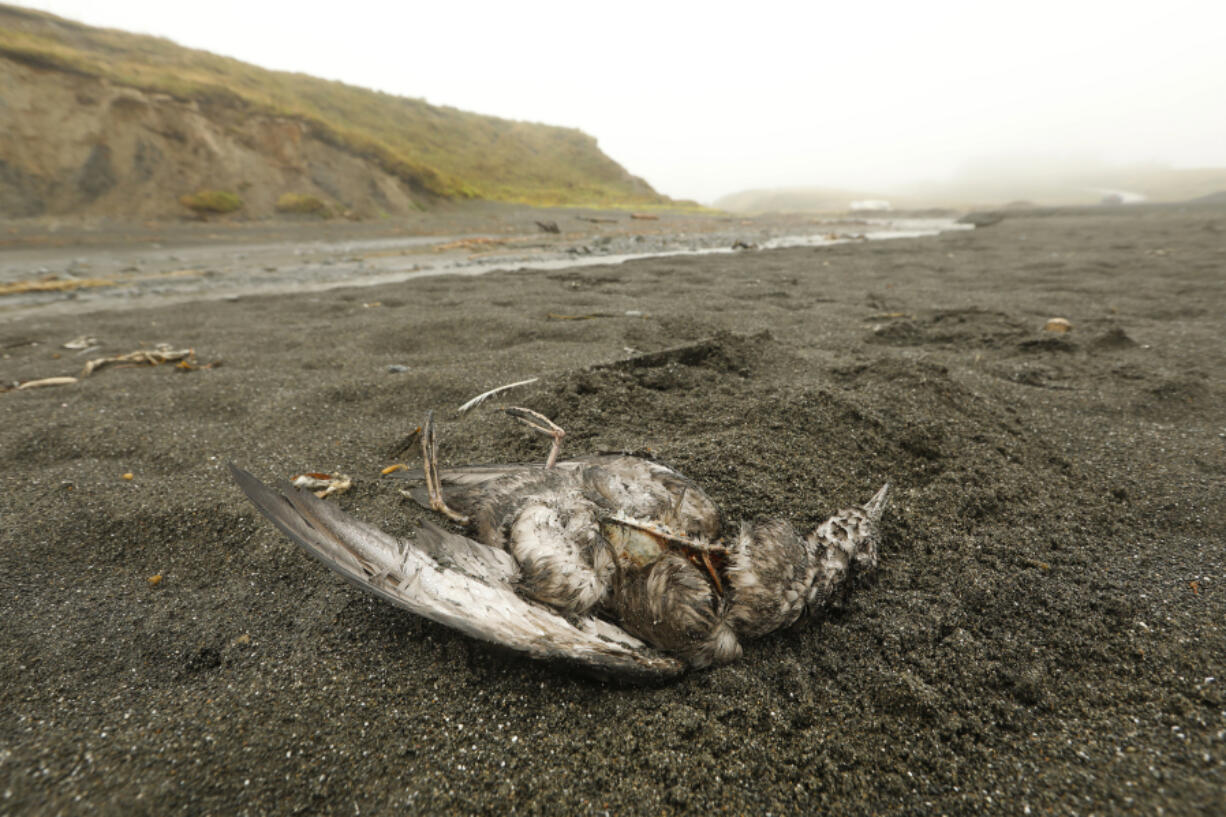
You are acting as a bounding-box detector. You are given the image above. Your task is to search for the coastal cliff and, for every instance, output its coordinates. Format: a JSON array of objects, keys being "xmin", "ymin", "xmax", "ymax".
[{"xmin": 0, "ymin": 4, "xmax": 664, "ymax": 220}]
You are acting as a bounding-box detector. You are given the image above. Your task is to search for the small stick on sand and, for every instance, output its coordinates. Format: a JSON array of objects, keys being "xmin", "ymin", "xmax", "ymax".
[{"xmin": 15, "ymin": 376, "xmax": 79, "ymax": 390}]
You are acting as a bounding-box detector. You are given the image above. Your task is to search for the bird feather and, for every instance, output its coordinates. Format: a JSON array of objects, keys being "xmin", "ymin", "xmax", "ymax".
[{"xmin": 229, "ymin": 464, "xmax": 685, "ymax": 682}]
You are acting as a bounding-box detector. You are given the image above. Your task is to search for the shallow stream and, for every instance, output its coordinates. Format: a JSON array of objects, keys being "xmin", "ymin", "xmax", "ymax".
[{"xmin": 1, "ymin": 217, "xmax": 969, "ymax": 320}]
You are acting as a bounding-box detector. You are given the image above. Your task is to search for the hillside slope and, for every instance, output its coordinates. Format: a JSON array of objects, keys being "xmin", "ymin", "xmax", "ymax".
[{"xmin": 0, "ymin": 4, "xmax": 664, "ymax": 219}]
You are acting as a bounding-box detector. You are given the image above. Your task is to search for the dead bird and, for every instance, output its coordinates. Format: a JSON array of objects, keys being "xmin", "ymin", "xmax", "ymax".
[{"xmin": 230, "ymin": 408, "xmax": 889, "ymax": 682}]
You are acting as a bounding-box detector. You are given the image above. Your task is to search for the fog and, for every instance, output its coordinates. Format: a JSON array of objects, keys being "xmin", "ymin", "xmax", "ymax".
[{"xmin": 19, "ymin": 0, "xmax": 1226, "ymax": 203}]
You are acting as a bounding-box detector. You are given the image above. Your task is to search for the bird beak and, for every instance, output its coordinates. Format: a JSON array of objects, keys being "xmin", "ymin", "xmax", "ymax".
[{"xmin": 863, "ymin": 483, "xmax": 891, "ymax": 521}]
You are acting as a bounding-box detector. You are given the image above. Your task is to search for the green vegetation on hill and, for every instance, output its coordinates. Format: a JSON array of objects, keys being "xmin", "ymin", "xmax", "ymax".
[
  {"xmin": 179, "ymin": 189, "xmax": 242, "ymax": 215},
  {"xmin": 0, "ymin": 4, "xmax": 664, "ymax": 207},
  {"xmin": 274, "ymin": 193, "xmax": 330, "ymax": 217}
]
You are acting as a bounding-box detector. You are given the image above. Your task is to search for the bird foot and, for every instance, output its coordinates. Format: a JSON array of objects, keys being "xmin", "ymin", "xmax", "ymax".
[{"xmin": 500, "ymin": 406, "xmax": 566, "ymax": 468}]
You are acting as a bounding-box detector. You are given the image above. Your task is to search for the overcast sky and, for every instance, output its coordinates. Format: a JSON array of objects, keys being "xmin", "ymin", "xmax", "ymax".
[{"xmin": 18, "ymin": 0, "xmax": 1226, "ymax": 202}]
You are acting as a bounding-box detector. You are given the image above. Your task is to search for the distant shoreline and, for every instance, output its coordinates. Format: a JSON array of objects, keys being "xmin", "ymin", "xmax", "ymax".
[{"xmin": 1, "ymin": 209, "xmax": 966, "ymax": 322}]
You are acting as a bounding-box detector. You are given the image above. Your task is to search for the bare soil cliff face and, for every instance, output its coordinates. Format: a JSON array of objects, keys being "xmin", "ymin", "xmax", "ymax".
[{"xmin": 0, "ymin": 58, "xmax": 427, "ymax": 220}]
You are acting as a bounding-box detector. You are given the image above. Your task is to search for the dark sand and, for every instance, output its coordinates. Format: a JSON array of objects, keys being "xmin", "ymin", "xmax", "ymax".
[{"xmin": 2, "ymin": 204, "xmax": 1224, "ymax": 815}]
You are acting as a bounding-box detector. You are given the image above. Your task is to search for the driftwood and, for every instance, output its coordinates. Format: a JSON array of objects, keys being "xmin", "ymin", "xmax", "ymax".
[
  {"xmin": 14, "ymin": 376, "xmax": 79, "ymax": 391},
  {"xmin": 81, "ymin": 344, "xmax": 195, "ymax": 376},
  {"xmin": 5, "ymin": 343, "xmax": 201, "ymax": 394}
]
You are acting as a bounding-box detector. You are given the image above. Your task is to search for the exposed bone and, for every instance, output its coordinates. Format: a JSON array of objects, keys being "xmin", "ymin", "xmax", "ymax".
[{"xmin": 456, "ymin": 377, "xmax": 540, "ymax": 414}]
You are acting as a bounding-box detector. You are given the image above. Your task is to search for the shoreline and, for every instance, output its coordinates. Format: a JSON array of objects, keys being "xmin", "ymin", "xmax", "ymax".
[{"xmin": 1, "ymin": 212, "xmax": 966, "ymax": 323}]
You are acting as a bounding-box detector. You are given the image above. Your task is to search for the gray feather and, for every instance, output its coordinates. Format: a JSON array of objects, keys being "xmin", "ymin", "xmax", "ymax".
[{"xmin": 230, "ymin": 464, "xmax": 684, "ymax": 682}]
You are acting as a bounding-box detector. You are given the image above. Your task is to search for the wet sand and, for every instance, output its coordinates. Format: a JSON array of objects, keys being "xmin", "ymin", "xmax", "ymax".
[{"xmin": 2, "ymin": 203, "xmax": 1224, "ymax": 815}]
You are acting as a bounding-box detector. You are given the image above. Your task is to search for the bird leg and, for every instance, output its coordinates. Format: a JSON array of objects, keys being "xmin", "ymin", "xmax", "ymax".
[
  {"xmin": 421, "ymin": 410, "xmax": 470, "ymax": 525},
  {"xmin": 500, "ymin": 406, "xmax": 566, "ymax": 468}
]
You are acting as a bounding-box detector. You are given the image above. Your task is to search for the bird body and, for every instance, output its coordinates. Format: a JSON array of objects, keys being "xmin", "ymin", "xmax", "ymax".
[
  {"xmin": 406, "ymin": 455, "xmax": 738, "ymax": 666},
  {"xmin": 231, "ymin": 414, "xmax": 889, "ymax": 682}
]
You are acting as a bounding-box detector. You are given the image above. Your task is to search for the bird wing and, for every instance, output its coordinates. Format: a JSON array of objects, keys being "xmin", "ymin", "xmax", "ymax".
[
  {"xmin": 391, "ymin": 455, "xmax": 723, "ymax": 540},
  {"xmin": 386, "ymin": 463, "xmax": 541, "ymax": 487},
  {"xmin": 382, "ymin": 454, "xmax": 653, "ymax": 490},
  {"xmin": 386, "ymin": 462, "xmax": 548, "ymax": 516},
  {"xmin": 576, "ymin": 456, "xmax": 723, "ymax": 540},
  {"xmin": 229, "ymin": 465, "xmax": 684, "ymax": 682}
]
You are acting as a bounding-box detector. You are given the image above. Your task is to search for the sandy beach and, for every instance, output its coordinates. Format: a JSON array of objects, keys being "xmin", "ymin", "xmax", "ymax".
[{"xmin": 2, "ymin": 203, "xmax": 1224, "ymax": 815}]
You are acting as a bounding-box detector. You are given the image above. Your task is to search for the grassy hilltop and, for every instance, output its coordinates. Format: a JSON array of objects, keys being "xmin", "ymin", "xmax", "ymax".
[{"xmin": 0, "ymin": 4, "xmax": 665, "ymax": 217}]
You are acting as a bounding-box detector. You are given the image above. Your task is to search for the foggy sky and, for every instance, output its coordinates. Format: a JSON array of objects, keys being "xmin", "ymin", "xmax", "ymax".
[{"xmin": 16, "ymin": 0, "xmax": 1226, "ymax": 203}]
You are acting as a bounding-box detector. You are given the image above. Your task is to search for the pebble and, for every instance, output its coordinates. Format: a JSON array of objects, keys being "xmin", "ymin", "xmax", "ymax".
[{"xmin": 1044, "ymin": 317, "xmax": 1072, "ymax": 332}]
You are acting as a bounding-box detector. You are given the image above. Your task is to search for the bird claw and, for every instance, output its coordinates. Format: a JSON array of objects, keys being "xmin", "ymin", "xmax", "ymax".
[{"xmin": 500, "ymin": 406, "xmax": 567, "ymax": 468}]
